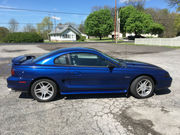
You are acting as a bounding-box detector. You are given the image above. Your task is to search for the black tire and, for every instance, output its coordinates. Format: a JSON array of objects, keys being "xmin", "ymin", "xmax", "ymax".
[
  {"xmin": 31, "ymin": 79, "xmax": 57, "ymax": 102},
  {"xmin": 130, "ymin": 76, "xmax": 154, "ymax": 99}
]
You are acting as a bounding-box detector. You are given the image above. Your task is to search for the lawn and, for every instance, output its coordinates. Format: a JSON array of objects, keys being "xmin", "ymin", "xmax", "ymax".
[{"xmin": 87, "ymin": 37, "xmax": 123, "ymax": 42}]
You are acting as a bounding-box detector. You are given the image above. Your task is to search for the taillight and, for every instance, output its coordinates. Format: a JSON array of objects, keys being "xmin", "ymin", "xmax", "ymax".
[{"xmin": 11, "ymin": 68, "xmax": 15, "ymax": 76}]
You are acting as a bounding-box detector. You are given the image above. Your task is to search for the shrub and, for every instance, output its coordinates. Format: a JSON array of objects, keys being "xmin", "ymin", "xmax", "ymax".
[
  {"xmin": 3, "ymin": 32, "xmax": 43, "ymax": 43},
  {"xmin": 0, "ymin": 27, "xmax": 9, "ymax": 41},
  {"xmin": 78, "ymin": 36, "xmax": 86, "ymax": 42}
]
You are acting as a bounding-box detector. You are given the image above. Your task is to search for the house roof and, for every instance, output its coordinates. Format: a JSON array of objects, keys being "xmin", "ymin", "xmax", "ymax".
[{"xmin": 49, "ymin": 24, "xmax": 82, "ymax": 36}]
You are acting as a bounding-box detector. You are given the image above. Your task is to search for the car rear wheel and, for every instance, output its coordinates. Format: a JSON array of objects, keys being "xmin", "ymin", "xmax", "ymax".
[
  {"xmin": 130, "ymin": 76, "xmax": 154, "ymax": 98},
  {"xmin": 31, "ymin": 79, "xmax": 57, "ymax": 102}
]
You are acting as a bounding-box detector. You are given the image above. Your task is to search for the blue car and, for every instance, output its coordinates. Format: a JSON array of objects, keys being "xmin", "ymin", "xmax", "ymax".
[{"xmin": 7, "ymin": 47, "xmax": 172, "ymax": 102}]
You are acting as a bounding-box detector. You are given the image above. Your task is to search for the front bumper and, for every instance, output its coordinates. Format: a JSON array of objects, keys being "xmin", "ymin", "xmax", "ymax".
[
  {"xmin": 7, "ymin": 76, "xmax": 32, "ymax": 92},
  {"xmin": 156, "ymin": 76, "xmax": 172, "ymax": 90}
]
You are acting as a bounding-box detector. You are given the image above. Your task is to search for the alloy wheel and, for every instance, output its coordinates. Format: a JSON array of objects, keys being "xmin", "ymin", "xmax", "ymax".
[
  {"xmin": 34, "ymin": 81, "xmax": 54, "ymax": 100},
  {"xmin": 136, "ymin": 79, "xmax": 153, "ymax": 97}
]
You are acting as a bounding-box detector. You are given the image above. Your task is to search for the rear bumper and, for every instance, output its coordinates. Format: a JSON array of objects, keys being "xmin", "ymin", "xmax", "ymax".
[{"xmin": 7, "ymin": 76, "xmax": 32, "ymax": 92}]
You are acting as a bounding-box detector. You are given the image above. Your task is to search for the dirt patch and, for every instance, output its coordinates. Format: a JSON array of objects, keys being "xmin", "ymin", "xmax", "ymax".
[
  {"xmin": 113, "ymin": 108, "xmax": 161, "ymax": 135},
  {"xmin": 161, "ymin": 106, "xmax": 170, "ymax": 113},
  {"xmin": 2, "ymin": 49, "xmax": 27, "ymax": 53}
]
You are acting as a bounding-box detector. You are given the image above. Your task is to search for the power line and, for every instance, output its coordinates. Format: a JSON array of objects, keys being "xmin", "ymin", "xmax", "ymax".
[
  {"xmin": 0, "ymin": 6, "xmax": 89, "ymax": 15},
  {"xmin": 0, "ymin": 23, "xmax": 54, "ymax": 25}
]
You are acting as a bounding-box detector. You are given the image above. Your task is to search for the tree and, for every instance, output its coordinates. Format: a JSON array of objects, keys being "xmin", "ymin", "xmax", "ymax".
[
  {"xmin": 121, "ymin": 0, "xmax": 146, "ymax": 11},
  {"xmin": 0, "ymin": 27, "xmax": 9, "ymax": 41},
  {"xmin": 3, "ymin": 32, "xmax": 43, "ymax": 43},
  {"xmin": 91, "ymin": 6, "xmax": 103, "ymax": 12},
  {"xmin": 64, "ymin": 22, "xmax": 78, "ymax": 28},
  {"xmin": 85, "ymin": 9, "xmax": 114, "ymax": 40},
  {"xmin": 37, "ymin": 17, "xmax": 53, "ymax": 39},
  {"xmin": 174, "ymin": 13, "xmax": 180, "ymax": 36},
  {"xmin": 145, "ymin": 8, "xmax": 176, "ymax": 37},
  {"xmin": 8, "ymin": 19, "xmax": 19, "ymax": 32},
  {"xmin": 119, "ymin": 6, "xmax": 137, "ymax": 36},
  {"xmin": 120, "ymin": 6, "xmax": 164, "ymax": 36},
  {"xmin": 167, "ymin": 0, "xmax": 180, "ymax": 11},
  {"xmin": 91, "ymin": 6, "xmax": 117, "ymax": 20},
  {"xmin": 91, "ymin": 5, "xmax": 111, "ymax": 12},
  {"xmin": 125, "ymin": 10, "xmax": 147, "ymax": 35},
  {"xmin": 23, "ymin": 24, "xmax": 36, "ymax": 32},
  {"xmin": 149, "ymin": 23, "xmax": 164, "ymax": 35}
]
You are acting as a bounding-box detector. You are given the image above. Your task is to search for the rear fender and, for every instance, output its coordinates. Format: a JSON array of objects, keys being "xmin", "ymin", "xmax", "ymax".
[{"xmin": 29, "ymin": 77, "xmax": 62, "ymax": 93}]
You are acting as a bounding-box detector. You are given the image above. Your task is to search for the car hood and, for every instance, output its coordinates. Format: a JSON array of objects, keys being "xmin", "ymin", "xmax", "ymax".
[{"xmin": 118, "ymin": 59, "xmax": 161, "ymax": 69}]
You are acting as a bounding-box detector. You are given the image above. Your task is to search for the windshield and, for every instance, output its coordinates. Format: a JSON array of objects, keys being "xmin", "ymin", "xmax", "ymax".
[{"xmin": 98, "ymin": 50, "xmax": 123, "ymax": 64}]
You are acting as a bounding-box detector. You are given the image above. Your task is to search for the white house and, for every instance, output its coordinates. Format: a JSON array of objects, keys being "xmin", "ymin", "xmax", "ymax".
[{"xmin": 49, "ymin": 24, "xmax": 87, "ymax": 41}]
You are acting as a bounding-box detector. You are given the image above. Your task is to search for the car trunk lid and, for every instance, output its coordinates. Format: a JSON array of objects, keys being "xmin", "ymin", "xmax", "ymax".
[{"xmin": 12, "ymin": 55, "xmax": 36, "ymax": 65}]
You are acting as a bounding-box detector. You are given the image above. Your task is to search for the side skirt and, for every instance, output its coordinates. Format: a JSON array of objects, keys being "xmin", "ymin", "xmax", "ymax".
[{"xmin": 61, "ymin": 90, "xmax": 128, "ymax": 95}]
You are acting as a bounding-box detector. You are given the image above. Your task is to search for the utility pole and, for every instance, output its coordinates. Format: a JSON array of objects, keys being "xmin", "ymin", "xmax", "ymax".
[
  {"xmin": 54, "ymin": 16, "xmax": 56, "ymax": 42},
  {"xmin": 51, "ymin": 16, "xmax": 61, "ymax": 42},
  {"xmin": 116, "ymin": 10, "xmax": 119, "ymax": 43},
  {"xmin": 114, "ymin": 0, "xmax": 117, "ymax": 43},
  {"xmin": 117, "ymin": 10, "xmax": 120, "ymax": 41},
  {"xmin": 119, "ymin": 14, "xmax": 120, "ymax": 37}
]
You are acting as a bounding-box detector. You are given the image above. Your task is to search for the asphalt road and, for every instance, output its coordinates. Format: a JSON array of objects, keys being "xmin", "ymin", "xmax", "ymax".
[{"xmin": 0, "ymin": 43, "xmax": 180, "ymax": 135}]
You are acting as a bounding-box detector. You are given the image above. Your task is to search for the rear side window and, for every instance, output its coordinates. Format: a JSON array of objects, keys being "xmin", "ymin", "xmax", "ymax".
[{"xmin": 54, "ymin": 54, "xmax": 68, "ymax": 65}]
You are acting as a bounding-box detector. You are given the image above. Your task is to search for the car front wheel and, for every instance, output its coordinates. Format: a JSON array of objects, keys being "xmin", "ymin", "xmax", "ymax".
[
  {"xmin": 130, "ymin": 76, "xmax": 154, "ymax": 98},
  {"xmin": 31, "ymin": 79, "xmax": 57, "ymax": 102}
]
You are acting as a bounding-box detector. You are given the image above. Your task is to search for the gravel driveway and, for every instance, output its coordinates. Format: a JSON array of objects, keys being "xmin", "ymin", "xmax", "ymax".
[{"xmin": 0, "ymin": 43, "xmax": 179, "ymax": 135}]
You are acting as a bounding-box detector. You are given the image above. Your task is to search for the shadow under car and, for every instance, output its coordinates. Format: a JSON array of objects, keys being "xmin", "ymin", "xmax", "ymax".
[{"xmin": 18, "ymin": 88, "xmax": 171, "ymax": 101}]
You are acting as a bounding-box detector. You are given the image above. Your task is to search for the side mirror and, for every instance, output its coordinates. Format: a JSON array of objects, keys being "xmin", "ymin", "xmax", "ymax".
[{"xmin": 108, "ymin": 63, "xmax": 115, "ymax": 71}]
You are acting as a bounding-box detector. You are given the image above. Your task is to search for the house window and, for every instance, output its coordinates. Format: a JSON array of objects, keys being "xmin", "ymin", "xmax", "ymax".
[{"xmin": 63, "ymin": 34, "xmax": 70, "ymax": 38}]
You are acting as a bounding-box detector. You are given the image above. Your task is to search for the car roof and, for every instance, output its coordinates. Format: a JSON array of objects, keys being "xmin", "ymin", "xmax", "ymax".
[
  {"xmin": 52, "ymin": 47, "xmax": 99, "ymax": 55},
  {"xmin": 33, "ymin": 47, "xmax": 101, "ymax": 63},
  {"xmin": 33, "ymin": 47, "xmax": 120, "ymax": 65}
]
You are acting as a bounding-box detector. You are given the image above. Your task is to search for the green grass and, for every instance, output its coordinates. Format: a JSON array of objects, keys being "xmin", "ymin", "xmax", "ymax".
[
  {"xmin": 44, "ymin": 40, "xmax": 75, "ymax": 43},
  {"xmin": 88, "ymin": 37, "xmax": 112, "ymax": 41},
  {"xmin": 161, "ymin": 46, "xmax": 180, "ymax": 49},
  {"xmin": 117, "ymin": 42, "xmax": 136, "ymax": 45},
  {"xmin": 87, "ymin": 37, "xmax": 123, "ymax": 42},
  {"xmin": 45, "ymin": 37, "xmax": 123, "ymax": 43}
]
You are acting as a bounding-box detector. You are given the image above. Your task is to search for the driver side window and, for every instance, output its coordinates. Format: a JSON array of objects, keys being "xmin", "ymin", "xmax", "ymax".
[{"xmin": 69, "ymin": 52, "xmax": 110, "ymax": 67}]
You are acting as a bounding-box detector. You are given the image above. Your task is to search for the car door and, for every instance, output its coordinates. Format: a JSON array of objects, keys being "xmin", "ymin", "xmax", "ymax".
[
  {"xmin": 52, "ymin": 54, "xmax": 71, "ymax": 90},
  {"xmin": 63, "ymin": 52, "xmax": 126, "ymax": 93}
]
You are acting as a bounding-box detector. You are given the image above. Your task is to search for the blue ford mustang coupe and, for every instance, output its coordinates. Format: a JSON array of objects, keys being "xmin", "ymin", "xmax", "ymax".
[{"xmin": 7, "ymin": 47, "xmax": 172, "ymax": 102}]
